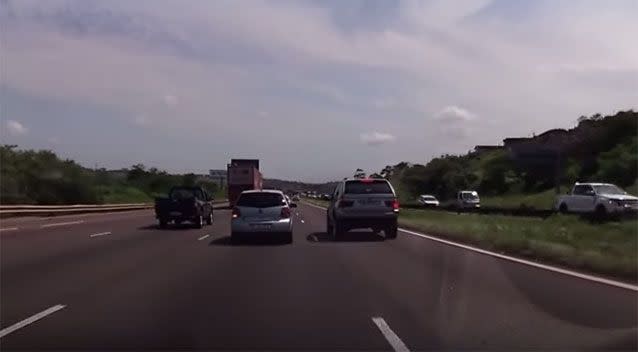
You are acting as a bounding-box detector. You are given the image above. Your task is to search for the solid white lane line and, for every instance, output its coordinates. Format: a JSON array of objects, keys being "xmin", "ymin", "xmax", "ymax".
[
  {"xmin": 198, "ymin": 234, "xmax": 210, "ymax": 241},
  {"xmin": 0, "ymin": 227, "xmax": 19, "ymax": 232},
  {"xmin": 0, "ymin": 305, "xmax": 66, "ymax": 338},
  {"xmin": 371, "ymin": 317, "xmax": 410, "ymax": 352},
  {"xmin": 399, "ymin": 228, "xmax": 638, "ymax": 292},
  {"xmin": 89, "ymin": 231, "xmax": 111, "ymax": 238},
  {"xmin": 40, "ymin": 220, "xmax": 84, "ymax": 228},
  {"xmin": 302, "ymin": 202, "xmax": 638, "ymax": 292}
]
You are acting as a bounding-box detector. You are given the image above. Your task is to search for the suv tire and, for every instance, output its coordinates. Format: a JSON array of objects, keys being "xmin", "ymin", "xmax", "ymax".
[
  {"xmin": 206, "ymin": 211, "xmax": 213, "ymax": 225},
  {"xmin": 332, "ymin": 220, "xmax": 344, "ymax": 241},
  {"xmin": 194, "ymin": 215, "xmax": 204, "ymax": 229},
  {"xmin": 283, "ymin": 232, "xmax": 293, "ymax": 244},
  {"xmin": 385, "ymin": 225, "xmax": 398, "ymax": 239},
  {"xmin": 326, "ymin": 214, "xmax": 333, "ymax": 234}
]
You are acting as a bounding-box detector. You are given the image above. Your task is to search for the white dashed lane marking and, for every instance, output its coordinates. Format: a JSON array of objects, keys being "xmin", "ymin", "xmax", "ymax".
[
  {"xmin": 40, "ymin": 220, "xmax": 84, "ymax": 228},
  {"xmin": 0, "ymin": 305, "xmax": 66, "ymax": 338},
  {"xmin": 89, "ymin": 231, "xmax": 111, "ymax": 238},
  {"xmin": 371, "ymin": 317, "xmax": 410, "ymax": 352}
]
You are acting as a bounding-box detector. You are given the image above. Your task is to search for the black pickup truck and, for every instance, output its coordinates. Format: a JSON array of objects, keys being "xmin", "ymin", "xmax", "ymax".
[{"xmin": 155, "ymin": 186, "xmax": 214, "ymax": 228}]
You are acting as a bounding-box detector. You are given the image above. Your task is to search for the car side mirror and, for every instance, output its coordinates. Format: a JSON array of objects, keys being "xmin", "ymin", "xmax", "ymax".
[{"xmin": 290, "ymin": 203, "xmax": 298, "ymax": 208}]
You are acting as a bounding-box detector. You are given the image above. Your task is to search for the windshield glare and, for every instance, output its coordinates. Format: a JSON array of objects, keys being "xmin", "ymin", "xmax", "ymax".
[
  {"xmin": 462, "ymin": 193, "xmax": 479, "ymax": 201},
  {"xmin": 593, "ymin": 185, "xmax": 626, "ymax": 195}
]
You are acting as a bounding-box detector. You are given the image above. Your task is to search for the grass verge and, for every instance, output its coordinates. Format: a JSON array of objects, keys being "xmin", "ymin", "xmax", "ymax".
[{"xmin": 303, "ymin": 198, "xmax": 637, "ymax": 281}]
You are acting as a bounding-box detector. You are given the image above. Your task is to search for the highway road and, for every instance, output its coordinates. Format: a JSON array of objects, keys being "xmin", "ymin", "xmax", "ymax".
[{"xmin": 1, "ymin": 203, "xmax": 636, "ymax": 350}]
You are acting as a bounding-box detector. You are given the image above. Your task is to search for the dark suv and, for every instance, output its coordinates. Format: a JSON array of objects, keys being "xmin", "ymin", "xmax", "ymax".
[{"xmin": 326, "ymin": 178, "xmax": 399, "ymax": 240}]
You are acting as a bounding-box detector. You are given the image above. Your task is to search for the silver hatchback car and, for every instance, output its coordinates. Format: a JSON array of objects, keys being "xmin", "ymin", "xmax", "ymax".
[
  {"xmin": 231, "ymin": 190, "xmax": 296, "ymax": 244},
  {"xmin": 327, "ymin": 178, "xmax": 399, "ymax": 240}
]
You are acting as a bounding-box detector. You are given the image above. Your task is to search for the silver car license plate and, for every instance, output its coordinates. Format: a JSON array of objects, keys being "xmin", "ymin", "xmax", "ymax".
[{"xmin": 250, "ymin": 223, "xmax": 272, "ymax": 230}]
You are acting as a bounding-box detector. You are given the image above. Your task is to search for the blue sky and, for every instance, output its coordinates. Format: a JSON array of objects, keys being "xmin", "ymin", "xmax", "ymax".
[{"xmin": 1, "ymin": 0, "xmax": 637, "ymax": 182}]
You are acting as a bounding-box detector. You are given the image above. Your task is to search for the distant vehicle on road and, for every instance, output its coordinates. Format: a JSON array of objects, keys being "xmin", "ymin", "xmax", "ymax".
[
  {"xmin": 231, "ymin": 190, "xmax": 296, "ymax": 244},
  {"xmin": 155, "ymin": 186, "xmax": 214, "ymax": 228},
  {"xmin": 292, "ymin": 195, "xmax": 300, "ymax": 202},
  {"xmin": 555, "ymin": 182, "xmax": 638, "ymax": 216},
  {"xmin": 227, "ymin": 159, "xmax": 263, "ymax": 207},
  {"xmin": 456, "ymin": 191, "xmax": 480, "ymax": 210},
  {"xmin": 417, "ymin": 194, "xmax": 440, "ymax": 207},
  {"xmin": 320, "ymin": 194, "xmax": 331, "ymax": 200},
  {"xmin": 327, "ymin": 178, "xmax": 399, "ymax": 240}
]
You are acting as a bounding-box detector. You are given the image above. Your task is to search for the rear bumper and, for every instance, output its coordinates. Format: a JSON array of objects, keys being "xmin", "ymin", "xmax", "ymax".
[
  {"xmin": 231, "ymin": 218, "xmax": 293, "ymax": 233},
  {"xmin": 156, "ymin": 211, "xmax": 199, "ymax": 221},
  {"xmin": 334, "ymin": 216, "xmax": 397, "ymax": 230}
]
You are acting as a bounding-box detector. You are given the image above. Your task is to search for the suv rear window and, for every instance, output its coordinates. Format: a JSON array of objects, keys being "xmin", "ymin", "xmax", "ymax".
[
  {"xmin": 345, "ymin": 180, "xmax": 393, "ymax": 194},
  {"xmin": 236, "ymin": 192, "xmax": 285, "ymax": 208}
]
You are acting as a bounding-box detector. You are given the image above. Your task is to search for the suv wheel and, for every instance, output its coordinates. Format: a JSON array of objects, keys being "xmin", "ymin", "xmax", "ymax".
[
  {"xmin": 332, "ymin": 220, "xmax": 344, "ymax": 241},
  {"xmin": 385, "ymin": 224, "xmax": 398, "ymax": 239},
  {"xmin": 282, "ymin": 232, "xmax": 293, "ymax": 244},
  {"xmin": 559, "ymin": 203, "xmax": 568, "ymax": 214},
  {"xmin": 326, "ymin": 215, "xmax": 333, "ymax": 234},
  {"xmin": 595, "ymin": 205, "xmax": 607, "ymax": 220},
  {"xmin": 194, "ymin": 215, "xmax": 204, "ymax": 229},
  {"xmin": 206, "ymin": 212, "xmax": 213, "ymax": 225}
]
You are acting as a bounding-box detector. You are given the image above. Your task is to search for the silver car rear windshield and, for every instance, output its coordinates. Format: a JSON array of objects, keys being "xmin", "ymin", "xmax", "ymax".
[
  {"xmin": 345, "ymin": 180, "xmax": 393, "ymax": 194},
  {"xmin": 237, "ymin": 193, "xmax": 285, "ymax": 208}
]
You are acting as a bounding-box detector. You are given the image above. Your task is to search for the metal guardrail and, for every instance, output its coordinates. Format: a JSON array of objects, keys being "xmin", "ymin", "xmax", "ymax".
[
  {"xmin": 0, "ymin": 200, "xmax": 228, "ymax": 217},
  {"xmin": 0, "ymin": 203, "xmax": 150, "ymax": 210}
]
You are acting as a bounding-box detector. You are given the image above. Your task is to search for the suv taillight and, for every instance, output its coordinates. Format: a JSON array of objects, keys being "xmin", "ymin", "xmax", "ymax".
[
  {"xmin": 280, "ymin": 207, "xmax": 291, "ymax": 218},
  {"xmin": 232, "ymin": 207, "xmax": 241, "ymax": 218},
  {"xmin": 385, "ymin": 199, "xmax": 400, "ymax": 212}
]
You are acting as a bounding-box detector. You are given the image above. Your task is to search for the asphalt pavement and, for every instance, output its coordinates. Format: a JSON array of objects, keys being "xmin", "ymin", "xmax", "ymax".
[{"xmin": 1, "ymin": 203, "xmax": 636, "ymax": 350}]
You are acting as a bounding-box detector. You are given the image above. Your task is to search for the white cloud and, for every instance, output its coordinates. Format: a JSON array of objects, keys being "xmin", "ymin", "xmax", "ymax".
[
  {"xmin": 134, "ymin": 114, "xmax": 150, "ymax": 126},
  {"xmin": 1, "ymin": 0, "xmax": 637, "ymax": 180},
  {"xmin": 372, "ymin": 98, "xmax": 397, "ymax": 110},
  {"xmin": 360, "ymin": 132, "xmax": 396, "ymax": 146},
  {"xmin": 434, "ymin": 106, "xmax": 476, "ymax": 123},
  {"xmin": 163, "ymin": 94, "xmax": 179, "ymax": 107},
  {"xmin": 5, "ymin": 120, "xmax": 28, "ymax": 136},
  {"xmin": 441, "ymin": 125, "xmax": 469, "ymax": 139}
]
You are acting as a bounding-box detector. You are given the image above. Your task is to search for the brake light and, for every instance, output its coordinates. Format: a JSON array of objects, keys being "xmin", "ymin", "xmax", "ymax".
[
  {"xmin": 385, "ymin": 199, "xmax": 400, "ymax": 212},
  {"xmin": 280, "ymin": 207, "xmax": 291, "ymax": 218},
  {"xmin": 232, "ymin": 207, "xmax": 240, "ymax": 218}
]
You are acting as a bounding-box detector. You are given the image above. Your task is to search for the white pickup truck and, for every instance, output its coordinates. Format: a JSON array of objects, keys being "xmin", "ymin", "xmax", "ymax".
[{"xmin": 555, "ymin": 183, "xmax": 638, "ymax": 215}]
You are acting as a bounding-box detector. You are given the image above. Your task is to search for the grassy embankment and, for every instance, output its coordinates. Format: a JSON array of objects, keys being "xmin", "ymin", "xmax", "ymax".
[
  {"xmin": 303, "ymin": 198, "xmax": 637, "ymax": 280},
  {"xmin": 96, "ymin": 185, "xmax": 228, "ymax": 204}
]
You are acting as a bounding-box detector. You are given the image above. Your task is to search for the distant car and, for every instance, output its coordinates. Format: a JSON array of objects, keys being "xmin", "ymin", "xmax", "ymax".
[
  {"xmin": 292, "ymin": 195, "xmax": 300, "ymax": 201},
  {"xmin": 231, "ymin": 190, "xmax": 296, "ymax": 244},
  {"xmin": 321, "ymin": 194, "xmax": 331, "ymax": 200},
  {"xmin": 327, "ymin": 178, "xmax": 399, "ymax": 240},
  {"xmin": 417, "ymin": 194, "xmax": 439, "ymax": 207},
  {"xmin": 154, "ymin": 186, "xmax": 214, "ymax": 228},
  {"xmin": 456, "ymin": 191, "xmax": 480, "ymax": 210},
  {"xmin": 555, "ymin": 182, "xmax": 638, "ymax": 216}
]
